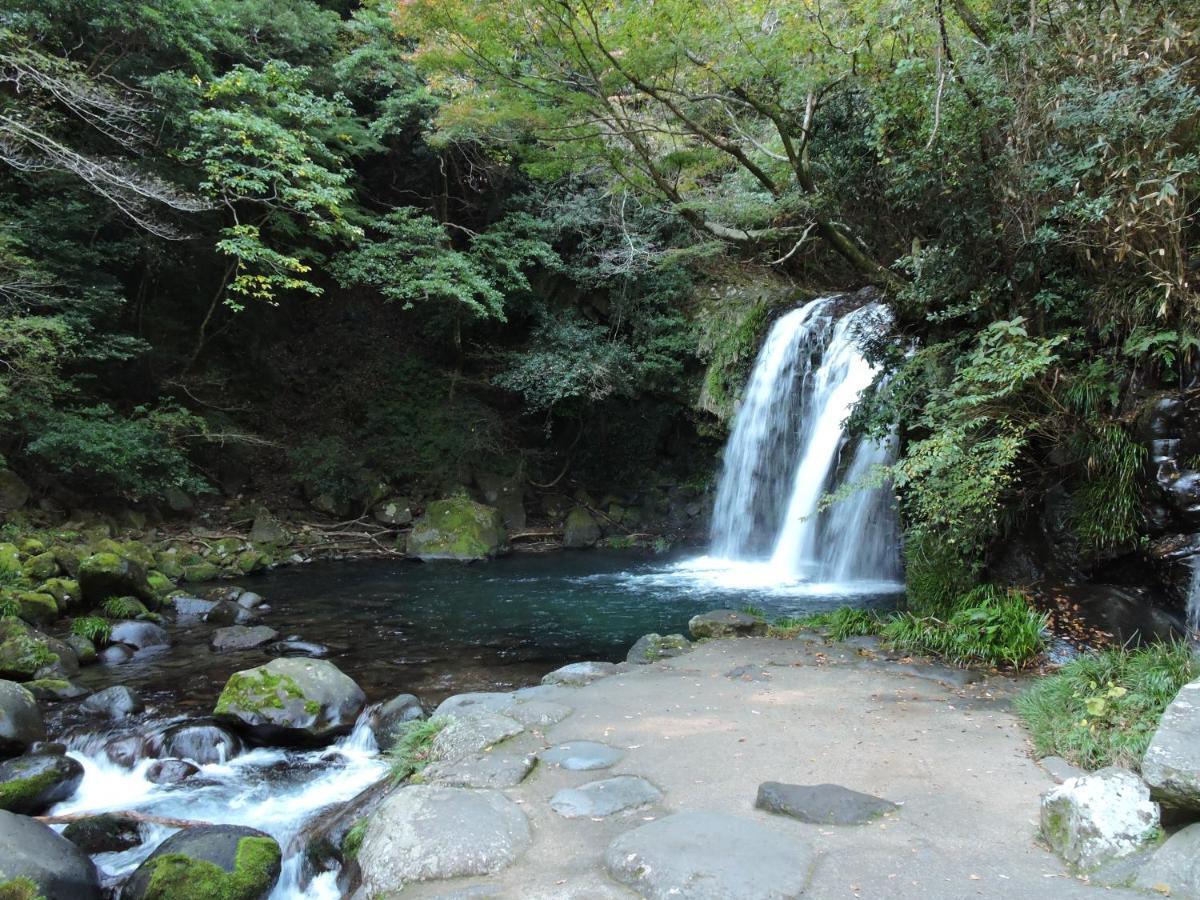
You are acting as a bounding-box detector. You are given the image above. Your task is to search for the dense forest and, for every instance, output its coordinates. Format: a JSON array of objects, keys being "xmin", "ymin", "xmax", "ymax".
[{"xmin": 1, "ymin": 0, "xmax": 1198, "ymax": 611}]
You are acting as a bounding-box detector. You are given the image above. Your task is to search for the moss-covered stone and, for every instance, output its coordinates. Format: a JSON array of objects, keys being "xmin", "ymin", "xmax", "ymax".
[
  {"xmin": 19, "ymin": 554, "xmax": 57, "ymax": 583},
  {"xmin": 146, "ymin": 571, "xmax": 173, "ymax": 596},
  {"xmin": 215, "ymin": 669, "xmax": 306, "ymax": 717},
  {"xmin": 0, "ymin": 876, "xmax": 44, "ymax": 900},
  {"xmin": 406, "ymin": 498, "xmax": 509, "ymax": 561},
  {"xmin": 65, "ymin": 634, "xmax": 97, "ymax": 665},
  {"xmin": 119, "ymin": 541, "xmax": 156, "ymax": 569},
  {"xmin": 182, "ymin": 564, "xmax": 220, "ymax": 583},
  {"xmin": 154, "ymin": 555, "xmax": 185, "ymax": 579},
  {"xmin": 125, "ymin": 828, "xmax": 281, "ymax": 900},
  {"xmin": 209, "ymin": 538, "xmax": 244, "ymax": 560},
  {"xmin": 16, "ymin": 539, "xmax": 43, "ymax": 555},
  {"xmin": 23, "ymin": 678, "xmax": 85, "ymax": 702},
  {"xmin": 563, "ymin": 506, "xmax": 601, "ymax": 549},
  {"xmin": 77, "ymin": 552, "xmax": 155, "ymax": 608},
  {"xmin": 52, "ymin": 547, "xmax": 80, "ymax": 578},
  {"xmin": 37, "ymin": 578, "xmax": 80, "ymax": 612},
  {"xmin": 235, "ymin": 550, "xmax": 266, "ymax": 574},
  {"xmin": 0, "ymin": 620, "xmax": 61, "ymax": 681},
  {"xmin": 0, "ymin": 753, "xmax": 83, "ymax": 814},
  {"xmin": 0, "ymin": 543, "xmax": 20, "ymax": 577},
  {"xmin": 14, "ymin": 593, "xmax": 56, "ymax": 626}
]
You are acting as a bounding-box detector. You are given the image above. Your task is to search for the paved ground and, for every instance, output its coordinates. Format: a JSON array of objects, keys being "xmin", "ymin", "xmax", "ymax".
[{"xmin": 398, "ymin": 634, "xmax": 1140, "ymax": 899}]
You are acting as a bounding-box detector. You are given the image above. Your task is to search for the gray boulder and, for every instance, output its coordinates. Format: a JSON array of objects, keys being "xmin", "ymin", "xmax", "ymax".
[
  {"xmin": 429, "ymin": 711, "xmax": 523, "ymax": 763},
  {"xmin": 0, "ymin": 679, "xmax": 45, "ymax": 756},
  {"xmin": 122, "ymin": 824, "xmax": 281, "ymax": 900},
  {"xmin": 77, "ymin": 552, "xmax": 156, "ymax": 607},
  {"xmin": 755, "ymin": 781, "xmax": 899, "ymax": 825},
  {"xmin": 249, "ymin": 512, "xmax": 290, "ymax": 545},
  {"xmin": 214, "ymin": 658, "xmax": 366, "ymax": 746},
  {"xmin": 370, "ymin": 693, "xmax": 426, "ymax": 752},
  {"xmin": 1134, "ymin": 822, "xmax": 1200, "ymax": 897},
  {"xmin": 551, "ymin": 775, "xmax": 662, "ymax": 818},
  {"xmin": 82, "ymin": 685, "xmax": 143, "ymax": 719},
  {"xmin": 109, "ymin": 620, "xmax": 170, "ymax": 651},
  {"xmin": 210, "ymin": 625, "xmax": 279, "ymax": 652},
  {"xmin": 541, "ymin": 661, "xmax": 618, "ymax": 686},
  {"xmin": 688, "ymin": 609, "xmax": 767, "ymax": 639},
  {"xmin": 1142, "ymin": 678, "xmax": 1200, "ymax": 810},
  {"xmin": 146, "ymin": 758, "xmax": 201, "ymax": 785},
  {"xmin": 153, "ymin": 721, "xmax": 244, "ymax": 765},
  {"xmin": 424, "ymin": 752, "xmax": 536, "ymax": 789},
  {"xmin": 0, "ymin": 809, "xmax": 101, "ymax": 898},
  {"xmin": 627, "ymin": 633, "xmax": 692, "ymax": 664},
  {"xmin": 563, "ymin": 507, "xmax": 601, "ymax": 549},
  {"xmin": 0, "ymin": 752, "xmax": 84, "ymax": 813},
  {"xmin": 432, "ymin": 691, "xmax": 515, "ymax": 719},
  {"xmin": 1040, "ymin": 767, "xmax": 1160, "ymax": 871},
  {"xmin": 358, "ymin": 786, "xmax": 530, "ymax": 894},
  {"xmin": 605, "ymin": 811, "xmax": 814, "ymax": 899}
]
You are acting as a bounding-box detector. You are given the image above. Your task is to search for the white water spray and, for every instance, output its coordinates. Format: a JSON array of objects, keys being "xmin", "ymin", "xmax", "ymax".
[{"xmin": 708, "ymin": 297, "xmax": 900, "ymax": 585}]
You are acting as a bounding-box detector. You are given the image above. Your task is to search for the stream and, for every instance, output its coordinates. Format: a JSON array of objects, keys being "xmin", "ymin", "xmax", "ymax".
[{"xmin": 45, "ymin": 552, "xmax": 902, "ymax": 897}]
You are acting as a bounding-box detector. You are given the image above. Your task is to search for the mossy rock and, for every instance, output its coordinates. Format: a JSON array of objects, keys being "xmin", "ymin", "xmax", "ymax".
[
  {"xmin": 119, "ymin": 541, "xmax": 156, "ymax": 569},
  {"xmin": 19, "ymin": 554, "xmax": 57, "ymax": 583},
  {"xmin": 0, "ymin": 544, "xmax": 21, "ymax": 577},
  {"xmin": 209, "ymin": 538, "xmax": 245, "ymax": 560},
  {"xmin": 235, "ymin": 550, "xmax": 267, "ymax": 574},
  {"xmin": 122, "ymin": 825, "xmax": 281, "ymax": 900},
  {"xmin": 16, "ymin": 539, "xmax": 44, "ymax": 555},
  {"xmin": 563, "ymin": 506, "xmax": 601, "ymax": 549},
  {"xmin": 77, "ymin": 553, "xmax": 156, "ymax": 609},
  {"xmin": 182, "ymin": 564, "xmax": 221, "ymax": 584},
  {"xmin": 0, "ymin": 753, "xmax": 83, "ymax": 814},
  {"xmin": 406, "ymin": 498, "xmax": 509, "ymax": 561},
  {"xmin": 146, "ymin": 572, "xmax": 174, "ymax": 596},
  {"xmin": 13, "ymin": 593, "xmax": 56, "ymax": 626},
  {"xmin": 37, "ymin": 579, "xmax": 80, "ymax": 613},
  {"xmin": 0, "ymin": 620, "xmax": 72, "ymax": 681},
  {"xmin": 154, "ymin": 555, "xmax": 185, "ymax": 579},
  {"xmin": 65, "ymin": 634, "xmax": 97, "ymax": 666},
  {"xmin": 23, "ymin": 679, "xmax": 86, "ymax": 702},
  {"xmin": 51, "ymin": 548, "xmax": 80, "ymax": 578}
]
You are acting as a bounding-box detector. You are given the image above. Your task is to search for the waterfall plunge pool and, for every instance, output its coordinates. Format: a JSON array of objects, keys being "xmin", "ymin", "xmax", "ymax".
[{"xmin": 48, "ymin": 552, "xmax": 902, "ymax": 898}]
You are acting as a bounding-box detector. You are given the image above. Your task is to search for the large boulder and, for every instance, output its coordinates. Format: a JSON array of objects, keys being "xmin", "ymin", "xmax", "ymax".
[
  {"xmin": 151, "ymin": 720, "xmax": 244, "ymax": 765},
  {"xmin": 0, "ymin": 809, "xmax": 101, "ymax": 898},
  {"xmin": 604, "ymin": 811, "xmax": 815, "ymax": 899},
  {"xmin": 109, "ymin": 621, "xmax": 170, "ymax": 651},
  {"xmin": 121, "ymin": 824, "xmax": 281, "ymax": 900},
  {"xmin": 82, "ymin": 685, "xmax": 144, "ymax": 720},
  {"xmin": 0, "ymin": 680, "xmax": 45, "ymax": 757},
  {"xmin": 0, "ymin": 752, "xmax": 84, "ymax": 814},
  {"xmin": 77, "ymin": 552, "xmax": 156, "ymax": 608},
  {"xmin": 369, "ymin": 693, "xmax": 426, "ymax": 752},
  {"xmin": 0, "ymin": 619, "xmax": 77, "ymax": 682},
  {"xmin": 357, "ymin": 785, "xmax": 530, "ymax": 895},
  {"xmin": 562, "ymin": 506, "xmax": 601, "ymax": 549},
  {"xmin": 428, "ymin": 710, "xmax": 524, "ymax": 763},
  {"xmin": 214, "ymin": 658, "xmax": 366, "ymax": 746},
  {"xmin": 1142, "ymin": 678, "xmax": 1200, "ymax": 810},
  {"xmin": 474, "ymin": 472, "xmax": 527, "ymax": 532},
  {"xmin": 249, "ymin": 513, "xmax": 290, "ymax": 546},
  {"xmin": 406, "ymin": 499, "xmax": 509, "ymax": 561},
  {"xmin": 688, "ymin": 609, "xmax": 768, "ymax": 639},
  {"xmin": 1040, "ymin": 767, "xmax": 1160, "ymax": 871}
]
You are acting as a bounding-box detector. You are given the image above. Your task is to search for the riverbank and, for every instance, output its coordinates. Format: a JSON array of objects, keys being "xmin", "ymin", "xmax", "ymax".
[{"xmin": 352, "ymin": 632, "xmax": 1139, "ymax": 899}]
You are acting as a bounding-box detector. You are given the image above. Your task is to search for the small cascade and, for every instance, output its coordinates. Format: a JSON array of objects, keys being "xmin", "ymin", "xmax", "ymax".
[
  {"xmin": 1189, "ymin": 556, "xmax": 1200, "ymax": 633},
  {"xmin": 709, "ymin": 296, "xmax": 899, "ymax": 584}
]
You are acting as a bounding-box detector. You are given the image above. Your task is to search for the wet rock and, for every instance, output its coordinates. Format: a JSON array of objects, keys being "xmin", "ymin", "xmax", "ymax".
[
  {"xmin": 605, "ymin": 811, "xmax": 814, "ymax": 900},
  {"xmin": 202, "ymin": 600, "xmax": 260, "ymax": 626},
  {"xmin": 627, "ymin": 633, "xmax": 691, "ymax": 664},
  {"xmin": 294, "ymin": 776, "xmax": 390, "ymax": 890},
  {"xmin": 205, "ymin": 586, "xmax": 244, "ymax": 604},
  {"xmin": 424, "ymin": 752, "xmax": 536, "ymax": 789},
  {"xmin": 66, "ymin": 634, "xmax": 97, "ymax": 666},
  {"xmin": 1143, "ymin": 678, "xmax": 1200, "ymax": 811},
  {"xmin": 688, "ymin": 609, "xmax": 768, "ymax": 639},
  {"xmin": 155, "ymin": 721, "xmax": 243, "ymax": 765},
  {"xmin": 173, "ymin": 596, "xmax": 218, "ymax": 620},
  {"xmin": 0, "ymin": 809, "xmax": 101, "ymax": 898},
  {"xmin": 541, "ymin": 661, "xmax": 618, "ymax": 686},
  {"xmin": 109, "ymin": 620, "xmax": 170, "ymax": 651},
  {"xmin": 236, "ymin": 591, "xmax": 264, "ymax": 610},
  {"xmin": 210, "ymin": 625, "xmax": 279, "ymax": 652},
  {"xmin": 563, "ymin": 506, "xmax": 601, "ymax": 549},
  {"xmin": 370, "ymin": 694, "xmax": 426, "ymax": 752},
  {"xmin": 1041, "ymin": 767, "xmax": 1160, "ymax": 871},
  {"xmin": 99, "ymin": 643, "xmax": 134, "ymax": 665},
  {"xmin": 502, "ymin": 700, "xmax": 572, "ymax": 728},
  {"xmin": 539, "ymin": 741, "xmax": 623, "ymax": 771},
  {"xmin": 407, "ymin": 498, "xmax": 509, "ymax": 561},
  {"xmin": 429, "ymin": 711, "xmax": 523, "ymax": 763},
  {"xmin": 0, "ymin": 680, "xmax": 44, "ymax": 757},
  {"xmin": 63, "ymin": 813, "xmax": 143, "ymax": 854},
  {"xmin": 1133, "ymin": 821, "xmax": 1200, "ymax": 896},
  {"xmin": 146, "ymin": 758, "xmax": 201, "ymax": 785},
  {"xmin": 77, "ymin": 552, "xmax": 156, "ymax": 608},
  {"xmin": 0, "ymin": 619, "xmax": 77, "ymax": 681},
  {"xmin": 105, "ymin": 734, "xmax": 149, "ymax": 767},
  {"xmin": 551, "ymin": 775, "xmax": 662, "ymax": 818},
  {"xmin": 182, "ymin": 563, "xmax": 221, "ymax": 583},
  {"xmin": 0, "ymin": 752, "xmax": 84, "ymax": 813},
  {"xmin": 266, "ymin": 639, "xmax": 329, "ymax": 658},
  {"xmin": 122, "ymin": 824, "xmax": 281, "ymax": 900},
  {"xmin": 24, "ymin": 679, "xmax": 88, "ymax": 702},
  {"xmin": 432, "ymin": 691, "xmax": 515, "ymax": 719},
  {"xmin": 755, "ymin": 781, "xmax": 898, "ymax": 825},
  {"xmin": 358, "ymin": 786, "xmax": 530, "ymax": 894},
  {"xmin": 82, "ymin": 685, "xmax": 144, "ymax": 719},
  {"xmin": 214, "ymin": 657, "xmax": 366, "ymax": 747},
  {"xmin": 29, "ymin": 741, "xmax": 65, "ymax": 755}
]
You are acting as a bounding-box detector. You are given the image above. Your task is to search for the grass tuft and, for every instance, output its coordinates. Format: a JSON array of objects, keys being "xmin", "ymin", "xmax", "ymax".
[{"xmin": 387, "ymin": 717, "xmax": 447, "ymax": 782}]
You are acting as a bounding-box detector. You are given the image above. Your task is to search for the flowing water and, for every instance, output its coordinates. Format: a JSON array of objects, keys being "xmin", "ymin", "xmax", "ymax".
[
  {"xmin": 707, "ymin": 296, "xmax": 901, "ymax": 586},
  {"xmin": 1189, "ymin": 556, "xmax": 1200, "ymax": 633}
]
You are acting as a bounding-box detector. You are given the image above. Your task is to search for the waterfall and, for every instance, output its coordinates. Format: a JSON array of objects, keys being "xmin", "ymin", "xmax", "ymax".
[{"xmin": 709, "ymin": 297, "xmax": 899, "ymax": 584}]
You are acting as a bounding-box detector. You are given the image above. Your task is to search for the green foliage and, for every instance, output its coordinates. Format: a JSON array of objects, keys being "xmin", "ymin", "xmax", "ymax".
[
  {"xmin": 0, "ymin": 595, "xmax": 20, "ymax": 619},
  {"xmin": 102, "ymin": 596, "xmax": 145, "ymax": 619},
  {"xmin": 1017, "ymin": 643, "xmax": 1196, "ymax": 771},
  {"xmin": 1069, "ymin": 425, "xmax": 1145, "ymax": 554},
  {"xmin": 341, "ymin": 818, "xmax": 368, "ymax": 862},
  {"xmin": 882, "ymin": 586, "xmax": 1047, "ymax": 669},
  {"xmin": 71, "ymin": 616, "xmax": 112, "ymax": 646},
  {"xmin": 387, "ymin": 717, "xmax": 447, "ymax": 782},
  {"xmin": 26, "ymin": 405, "xmax": 210, "ymax": 501},
  {"xmin": 739, "ymin": 604, "xmax": 766, "ymax": 621}
]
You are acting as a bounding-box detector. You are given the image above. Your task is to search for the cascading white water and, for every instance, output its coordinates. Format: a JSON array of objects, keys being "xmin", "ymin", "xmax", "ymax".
[
  {"xmin": 708, "ymin": 296, "xmax": 899, "ymax": 584},
  {"xmin": 1188, "ymin": 556, "xmax": 1200, "ymax": 633}
]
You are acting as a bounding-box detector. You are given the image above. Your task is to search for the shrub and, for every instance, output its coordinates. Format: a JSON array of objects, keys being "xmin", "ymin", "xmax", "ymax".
[
  {"xmin": 882, "ymin": 586, "xmax": 1046, "ymax": 669},
  {"xmin": 1016, "ymin": 642, "xmax": 1195, "ymax": 771}
]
